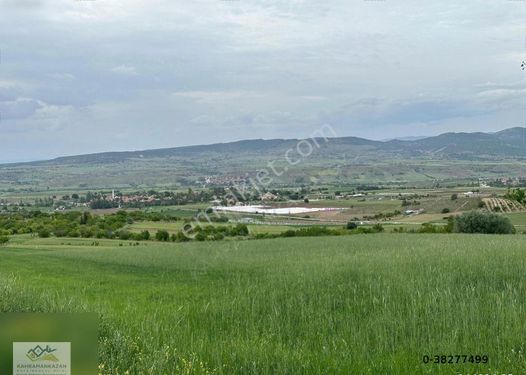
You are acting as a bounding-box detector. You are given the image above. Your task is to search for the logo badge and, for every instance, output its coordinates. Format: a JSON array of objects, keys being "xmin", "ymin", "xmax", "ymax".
[{"xmin": 13, "ymin": 342, "xmax": 71, "ymax": 375}]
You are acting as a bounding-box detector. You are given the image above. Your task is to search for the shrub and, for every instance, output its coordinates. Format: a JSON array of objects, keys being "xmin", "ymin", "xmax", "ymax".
[
  {"xmin": 356, "ymin": 227, "xmax": 374, "ymax": 234},
  {"xmin": 155, "ymin": 230, "xmax": 170, "ymax": 241},
  {"xmin": 150, "ymin": 214, "xmax": 162, "ymax": 222},
  {"xmin": 78, "ymin": 226, "xmax": 93, "ymax": 238},
  {"xmin": 54, "ymin": 227, "xmax": 68, "ymax": 237},
  {"xmin": 419, "ymin": 223, "xmax": 439, "ymax": 233},
  {"xmin": 441, "ymin": 208, "xmax": 450, "ymax": 214},
  {"xmin": 118, "ymin": 230, "xmax": 132, "ymax": 240},
  {"xmin": 281, "ymin": 230, "xmax": 296, "ymax": 237},
  {"xmin": 0, "ymin": 236, "xmax": 9, "ymax": 245},
  {"xmin": 68, "ymin": 229, "xmax": 80, "ymax": 238},
  {"xmin": 372, "ymin": 224, "xmax": 384, "ymax": 233},
  {"xmin": 173, "ymin": 231, "xmax": 190, "ymax": 242},
  {"xmin": 454, "ymin": 211, "xmax": 515, "ymax": 234},
  {"xmin": 213, "ymin": 233, "xmax": 224, "ymax": 240},
  {"xmin": 229, "ymin": 224, "xmax": 249, "ymax": 236},
  {"xmin": 279, "ymin": 226, "xmax": 340, "ymax": 238},
  {"xmin": 346, "ymin": 222, "xmax": 358, "ymax": 230},
  {"xmin": 38, "ymin": 228, "xmax": 51, "ymax": 238},
  {"xmin": 139, "ymin": 230, "xmax": 150, "ymax": 241}
]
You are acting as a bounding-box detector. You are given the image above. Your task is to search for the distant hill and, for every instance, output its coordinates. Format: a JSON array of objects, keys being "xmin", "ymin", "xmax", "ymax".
[
  {"xmin": 382, "ymin": 136, "xmax": 428, "ymax": 141},
  {"xmin": 8, "ymin": 127, "xmax": 526, "ymax": 166},
  {"xmin": 2, "ymin": 127, "xmax": 526, "ymax": 189}
]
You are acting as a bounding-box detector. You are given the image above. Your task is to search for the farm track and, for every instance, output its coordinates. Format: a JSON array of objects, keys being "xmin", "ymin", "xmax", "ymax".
[{"xmin": 454, "ymin": 200, "xmax": 470, "ymax": 212}]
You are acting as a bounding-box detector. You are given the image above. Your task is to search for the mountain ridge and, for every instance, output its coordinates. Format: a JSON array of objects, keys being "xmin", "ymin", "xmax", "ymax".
[
  {"xmin": 2, "ymin": 127, "xmax": 526, "ymax": 190},
  {"xmin": 4, "ymin": 127, "xmax": 526, "ymax": 167}
]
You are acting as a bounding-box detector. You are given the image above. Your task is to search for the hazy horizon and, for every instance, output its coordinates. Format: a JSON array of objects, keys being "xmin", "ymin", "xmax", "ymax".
[
  {"xmin": 1, "ymin": 0, "xmax": 526, "ymax": 162},
  {"xmin": 0, "ymin": 124, "xmax": 523, "ymax": 165}
]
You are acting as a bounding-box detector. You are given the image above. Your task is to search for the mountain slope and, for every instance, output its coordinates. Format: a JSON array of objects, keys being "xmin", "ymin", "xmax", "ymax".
[
  {"xmin": 1, "ymin": 128, "xmax": 525, "ymax": 189},
  {"xmin": 20, "ymin": 127, "xmax": 526, "ymax": 166}
]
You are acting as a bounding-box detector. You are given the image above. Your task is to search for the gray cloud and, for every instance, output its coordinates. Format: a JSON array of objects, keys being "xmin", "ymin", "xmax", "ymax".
[
  {"xmin": 1, "ymin": 0, "xmax": 526, "ymax": 162},
  {"xmin": 0, "ymin": 97, "xmax": 43, "ymax": 120},
  {"xmin": 1, "ymin": 0, "xmax": 44, "ymax": 9}
]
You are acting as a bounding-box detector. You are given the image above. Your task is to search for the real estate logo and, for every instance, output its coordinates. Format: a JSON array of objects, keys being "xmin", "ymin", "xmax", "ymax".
[
  {"xmin": 26, "ymin": 344, "xmax": 59, "ymax": 362},
  {"xmin": 13, "ymin": 342, "xmax": 71, "ymax": 375}
]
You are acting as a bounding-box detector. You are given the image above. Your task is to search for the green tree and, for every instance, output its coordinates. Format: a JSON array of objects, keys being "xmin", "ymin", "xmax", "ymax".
[
  {"xmin": 38, "ymin": 228, "xmax": 51, "ymax": 238},
  {"xmin": 454, "ymin": 211, "xmax": 515, "ymax": 234},
  {"xmin": 140, "ymin": 230, "xmax": 150, "ymax": 240},
  {"xmin": 505, "ymin": 188, "xmax": 525, "ymax": 205},
  {"xmin": 230, "ymin": 224, "xmax": 249, "ymax": 236},
  {"xmin": 155, "ymin": 230, "xmax": 170, "ymax": 241},
  {"xmin": 80, "ymin": 212, "xmax": 91, "ymax": 225},
  {"xmin": 372, "ymin": 223, "xmax": 384, "ymax": 233},
  {"xmin": 118, "ymin": 230, "xmax": 132, "ymax": 240},
  {"xmin": 195, "ymin": 232, "xmax": 207, "ymax": 241}
]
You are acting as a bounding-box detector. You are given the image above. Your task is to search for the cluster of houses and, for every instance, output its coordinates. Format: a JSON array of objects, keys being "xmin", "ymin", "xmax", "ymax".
[
  {"xmin": 497, "ymin": 177, "xmax": 525, "ymax": 186},
  {"xmin": 335, "ymin": 193, "xmax": 366, "ymax": 199},
  {"xmin": 260, "ymin": 192, "xmax": 279, "ymax": 201},
  {"xmin": 210, "ymin": 191, "xmax": 280, "ymax": 207},
  {"xmin": 482, "ymin": 177, "xmax": 526, "ymax": 187},
  {"xmin": 200, "ymin": 175, "xmax": 250, "ymax": 186},
  {"xmin": 118, "ymin": 194, "xmax": 157, "ymax": 204}
]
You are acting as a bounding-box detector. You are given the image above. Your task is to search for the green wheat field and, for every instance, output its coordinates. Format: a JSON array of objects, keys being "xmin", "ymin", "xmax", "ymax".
[{"xmin": 1, "ymin": 234, "xmax": 525, "ymax": 374}]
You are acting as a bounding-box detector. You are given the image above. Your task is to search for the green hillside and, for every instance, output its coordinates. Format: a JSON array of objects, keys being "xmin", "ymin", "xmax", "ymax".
[{"xmin": 1, "ymin": 128, "xmax": 526, "ymax": 190}]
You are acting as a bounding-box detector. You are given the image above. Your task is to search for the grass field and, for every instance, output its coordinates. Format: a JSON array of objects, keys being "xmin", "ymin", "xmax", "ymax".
[
  {"xmin": 506, "ymin": 212, "xmax": 526, "ymax": 228},
  {"xmin": 125, "ymin": 220, "xmax": 306, "ymax": 235},
  {"xmin": 1, "ymin": 234, "xmax": 526, "ymax": 374}
]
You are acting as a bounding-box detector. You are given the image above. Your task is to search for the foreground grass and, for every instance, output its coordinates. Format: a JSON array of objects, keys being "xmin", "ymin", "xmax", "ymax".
[{"xmin": 1, "ymin": 234, "xmax": 526, "ymax": 374}]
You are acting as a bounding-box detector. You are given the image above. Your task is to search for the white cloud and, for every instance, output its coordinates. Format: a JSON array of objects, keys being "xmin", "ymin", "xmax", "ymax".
[
  {"xmin": 173, "ymin": 90, "xmax": 264, "ymax": 104},
  {"xmin": 49, "ymin": 72, "xmax": 76, "ymax": 80},
  {"xmin": 111, "ymin": 65, "xmax": 138, "ymax": 75}
]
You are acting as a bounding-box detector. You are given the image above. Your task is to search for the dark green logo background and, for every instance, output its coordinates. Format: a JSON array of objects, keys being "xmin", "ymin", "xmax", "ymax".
[{"xmin": 0, "ymin": 313, "xmax": 98, "ymax": 375}]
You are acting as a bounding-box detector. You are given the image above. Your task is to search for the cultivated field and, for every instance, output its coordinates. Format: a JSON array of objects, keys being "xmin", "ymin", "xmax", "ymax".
[
  {"xmin": 1, "ymin": 234, "xmax": 526, "ymax": 374},
  {"xmin": 483, "ymin": 198, "xmax": 525, "ymax": 213}
]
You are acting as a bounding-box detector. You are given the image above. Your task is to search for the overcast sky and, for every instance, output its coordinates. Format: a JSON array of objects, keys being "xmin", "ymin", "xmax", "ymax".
[{"xmin": 1, "ymin": 0, "xmax": 526, "ymax": 162}]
